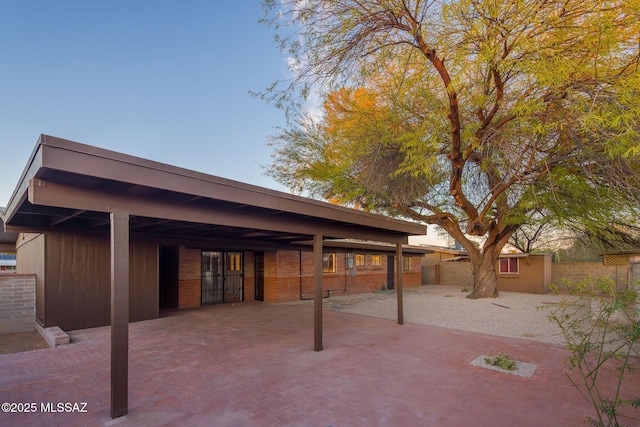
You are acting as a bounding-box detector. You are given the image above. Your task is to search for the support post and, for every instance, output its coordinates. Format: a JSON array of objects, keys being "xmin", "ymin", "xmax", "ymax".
[
  {"xmin": 396, "ymin": 243, "xmax": 403, "ymax": 325},
  {"xmin": 110, "ymin": 211, "xmax": 129, "ymax": 418},
  {"xmin": 313, "ymin": 234, "xmax": 323, "ymax": 351}
]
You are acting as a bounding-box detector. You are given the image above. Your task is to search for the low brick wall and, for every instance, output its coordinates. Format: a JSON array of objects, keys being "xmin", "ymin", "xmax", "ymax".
[{"xmin": 0, "ymin": 274, "xmax": 36, "ymax": 334}]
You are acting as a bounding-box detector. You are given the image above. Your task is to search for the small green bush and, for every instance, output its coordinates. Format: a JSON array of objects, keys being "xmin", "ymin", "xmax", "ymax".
[
  {"xmin": 543, "ymin": 276, "xmax": 640, "ymax": 426},
  {"xmin": 484, "ymin": 353, "xmax": 517, "ymax": 371}
]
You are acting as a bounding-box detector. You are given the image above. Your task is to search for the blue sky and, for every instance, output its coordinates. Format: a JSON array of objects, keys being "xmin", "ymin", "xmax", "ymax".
[
  {"xmin": 0, "ymin": 1, "xmax": 290, "ymax": 205},
  {"xmin": 0, "ymin": 1, "xmax": 438, "ymax": 244}
]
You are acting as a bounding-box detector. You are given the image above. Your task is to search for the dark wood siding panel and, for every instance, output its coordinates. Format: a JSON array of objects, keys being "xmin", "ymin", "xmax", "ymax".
[
  {"xmin": 45, "ymin": 231, "xmax": 110, "ymax": 330},
  {"xmin": 129, "ymin": 240, "xmax": 158, "ymax": 322},
  {"xmin": 44, "ymin": 231, "xmax": 159, "ymax": 330},
  {"xmin": 16, "ymin": 233, "xmax": 46, "ymax": 326}
]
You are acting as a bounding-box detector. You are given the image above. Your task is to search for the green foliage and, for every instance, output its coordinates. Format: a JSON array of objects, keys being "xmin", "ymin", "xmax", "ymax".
[
  {"xmin": 544, "ymin": 277, "xmax": 640, "ymax": 426},
  {"xmin": 261, "ymin": 0, "xmax": 640, "ymax": 298},
  {"xmin": 484, "ymin": 353, "xmax": 517, "ymax": 371}
]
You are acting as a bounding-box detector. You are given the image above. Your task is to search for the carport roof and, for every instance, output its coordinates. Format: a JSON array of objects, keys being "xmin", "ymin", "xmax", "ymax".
[{"xmin": 2, "ymin": 135, "xmax": 426, "ymax": 246}]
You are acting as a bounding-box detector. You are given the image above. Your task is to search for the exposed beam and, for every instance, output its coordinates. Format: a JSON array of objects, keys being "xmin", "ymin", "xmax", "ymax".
[
  {"xmin": 0, "ymin": 243, "xmax": 16, "ymax": 252},
  {"xmin": 28, "ymin": 179, "xmax": 411, "ymax": 243},
  {"xmin": 5, "ymin": 225, "xmax": 51, "ymax": 234},
  {"xmin": 129, "ymin": 218, "xmax": 174, "ymax": 230},
  {"xmin": 50, "ymin": 209, "xmax": 87, "ymax": 226}
]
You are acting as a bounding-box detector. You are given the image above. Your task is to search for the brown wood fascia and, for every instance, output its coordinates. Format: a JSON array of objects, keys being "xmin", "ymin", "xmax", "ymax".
[
  {"xmin": 28, "ymin": 179, "xmax": 411, "ymax": 244},
  {"xmin": 36, "ymin": 135, "xmax": 424, "ymax": 236}
]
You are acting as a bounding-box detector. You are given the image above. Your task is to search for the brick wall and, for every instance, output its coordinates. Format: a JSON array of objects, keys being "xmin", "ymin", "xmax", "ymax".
[
  {"xmin": 172, "ymin": 248, "xmax": 424, "ymax": 305},
  {"xmin": 264, "ymin": 250, "xmax": 302, "ymax": 302},
  {"xmin": 243, "ymin": 251, "xmax": 255, "ymax": 302},
  {"xmin": 178, "ymin": 247, "xmax": 201, "ymax": 308},
  {"xmin": 403, "ymin": 272, "xmax": 422, "ymax": 288},
  {"xmin": 264, "ymin": 250, "xmax": 423, "ymax": 302},
  {"xmin": 0, "ymin": 274, "xmax": 36, "ymax": 334}
]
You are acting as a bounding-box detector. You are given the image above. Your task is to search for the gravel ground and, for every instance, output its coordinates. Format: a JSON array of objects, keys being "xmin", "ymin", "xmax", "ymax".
[
  {"xmin": 304, "ymin": 285, "xmax": 568, "ymax": 345},
  {"xmin": 0, "ymin": 331, "xmax": 49, "ymax": 355}
]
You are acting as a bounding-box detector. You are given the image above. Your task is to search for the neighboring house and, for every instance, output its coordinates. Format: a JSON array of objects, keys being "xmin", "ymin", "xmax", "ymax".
[
  {"xmin": 421, "ymin": 245, "xmax": 467, "ymax": 267},
  {"xmin": 436, "ymin": 250, "xmax": 640, "ymax": 294},
  {"xmin": 2, "ymin": 135, "xmax": 428, "ymax": 332},
  {"xmin": 434, "ymin": 252, "xmax": 553, "ymax": 294},
  {"xmin": 419, "ymin": 245, "xmax": 467, "ymax": 285},
  {"xmin": 495, "ymin": 253, "xmax": 552, "ymax": 293},
  {"xmin": 0, "ymin": 253, "xmax": 16, "ymax": 273},
  {"xmin": 0, "ymin": 215, "xmax": 17, "ymax": 273}
]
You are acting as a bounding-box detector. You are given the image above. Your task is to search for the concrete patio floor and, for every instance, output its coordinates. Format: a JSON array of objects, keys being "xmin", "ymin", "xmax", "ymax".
[{"xmin": 1, "ymin": 299, "xmax": 639, "ymax": 426}]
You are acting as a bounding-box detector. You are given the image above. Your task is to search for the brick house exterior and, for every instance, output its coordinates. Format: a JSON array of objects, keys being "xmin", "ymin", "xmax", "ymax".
[
  {"xmin": 3, "ymin": 135, "xmax": 430, "ymax": 418},
  {"xmin": 175, "ymin": 245, "xmax": 425, "ymax": 307},
  {"xmin": 5, "ymin": 136, "xmax": 428, "ymax": 332}
]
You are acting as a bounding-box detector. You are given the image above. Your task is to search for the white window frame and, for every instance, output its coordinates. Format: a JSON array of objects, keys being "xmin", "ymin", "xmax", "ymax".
[
  {"xmin": 323, "ymin": 253, "xmax": 336, "ymax": 273},
  {"xmin": 499, "ymin": 257, "xmax": 519, "ymax": 274}
]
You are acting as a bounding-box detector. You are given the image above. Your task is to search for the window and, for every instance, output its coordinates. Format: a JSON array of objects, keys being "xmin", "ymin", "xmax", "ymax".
[
  {"xmin": 228, "ymin": 252, "xmax": 242, "ymax": 271},
  {"xmin": 355, "ymin": 254, "xmax": 366, "ymax": 267},
  {"xmin": 499, "ymin": 257, "xmax": 519, "ymax": 274},
  {"xmin": 371, "ymin": 255, "xmax": 382, "ymax": 267},
  {"xmin": 403, "ymin": 256, "xmax": 412, "ymax": 271},
  {"xmin": 323, "ymin": 253, "xmax": 336, "ymax": 273}
]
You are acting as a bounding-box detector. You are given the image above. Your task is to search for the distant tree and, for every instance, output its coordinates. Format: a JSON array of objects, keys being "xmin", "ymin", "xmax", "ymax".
[
  {"xmin": 555, "ymin": 214, "xmax": 640, "ymax": 261},
  {"xmin": 507, "ymin": 211, "xmax": 561, "ymax": 254},
  {"xmin": 556, "ymin": 240, "xmax": 605, "ymax": 263},
  {"xmin": 260, "ymin": 0, "xmax": 640, "ymax": 298}
]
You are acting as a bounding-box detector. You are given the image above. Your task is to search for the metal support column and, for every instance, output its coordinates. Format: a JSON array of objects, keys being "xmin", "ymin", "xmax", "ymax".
[
  {"xmin": 314, "ymin": 234, "xmax": 323, "ymax": 351},
  {"xmin": 110, "ymin": 211, "xmax": 129, "ymax": 418},
  {"xmin": 396, "ymin": 243, "xmax": 404, "ymax": 325}
]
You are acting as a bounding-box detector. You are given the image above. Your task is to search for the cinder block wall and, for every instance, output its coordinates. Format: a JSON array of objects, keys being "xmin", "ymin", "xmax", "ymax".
[
  {"xmin": 0, "ymin": 274, "xmax": 36, "ymax": 334},
  {"xmin": 438, "ymin": 262, "xmax": 474, "ymax": 287},
  {"xmin": 422, "ymin": 266, "xmax": 435, "ymax": 285},
  {"xmin": 436, "ymin": 260, "xmax": 628, "ymax": 292},
  {"xmin": 551, "ymin": 262, "xmax": 627, "ymax": 289}
]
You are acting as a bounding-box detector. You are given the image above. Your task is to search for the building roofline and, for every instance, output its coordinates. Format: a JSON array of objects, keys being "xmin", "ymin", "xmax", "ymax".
[{"xmin": 3, "ymin": 135, "xmax": 426, "ymax": 243}]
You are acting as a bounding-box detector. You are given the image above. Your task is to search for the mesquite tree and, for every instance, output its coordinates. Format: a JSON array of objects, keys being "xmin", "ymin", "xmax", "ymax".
[{"xmin": 259, "ymin": 0, "xmax": 640, "ymax": 298}]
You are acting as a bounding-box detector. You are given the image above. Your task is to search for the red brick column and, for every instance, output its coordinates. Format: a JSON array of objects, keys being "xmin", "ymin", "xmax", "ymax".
[
  {"xmin": 243, "ymin": 251, "xmax": 255, "ymax": 302},
  {"xmin": 178, "ymin": 247, "xmax": 201, "ymax": 308}
]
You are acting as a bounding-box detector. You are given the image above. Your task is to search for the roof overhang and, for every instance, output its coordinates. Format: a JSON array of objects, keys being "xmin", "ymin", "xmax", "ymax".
[
  {"xmin": 3, "ymin": 135, "xmax": 426, "ymax": 248},
  {"xmin": 321, "ymin": 239, "xmax": 434, "ymax": 255},
  {"xmin": 499, "ymin": 253, "xmax": 530, "ymax": 258}
]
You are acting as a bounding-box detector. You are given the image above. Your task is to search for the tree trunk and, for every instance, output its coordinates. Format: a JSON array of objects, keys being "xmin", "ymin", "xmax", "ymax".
[{"xmin": 466, "ymin": 252, "xmax": 499, "ymax": 299}]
